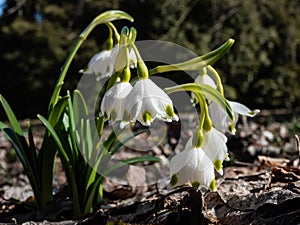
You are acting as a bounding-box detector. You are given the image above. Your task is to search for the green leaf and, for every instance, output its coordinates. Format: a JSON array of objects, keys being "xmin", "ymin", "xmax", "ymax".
[
  {"xmin": 27, "ymin": 122, "xmax": 39, "ymax": 177},
  {"xmin": 197, "ymin": 84, "xmax": 234, "ymax": 121},
  {"xmin": 149, "ymin": 39, "xmax": 234, "ymax": 75},
  {"xmin": 165, "ymin": 83, "xmax": 234, "ymax": 121},
  {"xmin": 37, "ymin": 114, "xmax": 70, "ymax": 164},
  {"xmin": 83, "ymin": 175, "xmax": 103, "ymax": 214},
  {"xmin": 0, "ymin": 95, "xmax": 23, "ymax": 136},
  {"xmin": 67, "ymin": 91, "xmax": 79, "ymax": 159},
  {"xmin": 0, "ymin": 123, "xmax": 42, "ymax": 207},
  {"xmin": 72, "ymin": 90, "xmax": 89, "ymax": 124},
  {"xmin": 48, "ymin": 95, "xmax": 69, "ymax": 126}
]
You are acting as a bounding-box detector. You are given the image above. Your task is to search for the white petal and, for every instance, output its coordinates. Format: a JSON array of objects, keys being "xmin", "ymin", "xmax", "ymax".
[
  {"xmin": 209, "ymin": 100, "xmax": 259, "ymax": 134},
  {"xmin": 82, "ymin": 45, "xmax": 119, "ymax": 78},
  {"xmin": 202, "ymin": 128, "xmax": 228, "ymax": 174},
  {"xmin": 101, "ymin": 82, "xmax": 132, "ymax": 121},
  {"xmin": 229, "ymin": 101, "xmax": 260, "ymax": 117},
  {"xmin": 128, "ymin": 48, "xmax": 137, "ymax": 68},
  {"xmin": 209, "ymin": 101, "xmax": 231, "ymax": 133},
  {"xmin": 122, "ymin": 79, "xmax": 177, "ymax": 125},
  {"xmin": 195, "ymin": 74, "xmax": 217, "ymax": 89},
  {"xmin": 170, "ymin": 138, "xmax": 215, "ymax": 187},
  {"xmin": 169, "ymin": 146, "xmax": 194, "ymax": 174}
]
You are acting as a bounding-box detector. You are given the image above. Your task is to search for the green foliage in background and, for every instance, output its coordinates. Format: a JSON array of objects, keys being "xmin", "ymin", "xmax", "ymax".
[{"xmin": 0, "ymin": 0, "xmax": 299, "ymax": 118}]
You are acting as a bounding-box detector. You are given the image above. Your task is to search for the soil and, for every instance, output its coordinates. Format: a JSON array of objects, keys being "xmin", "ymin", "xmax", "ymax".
[{"xmin": 1, "ymin": 109, "xmax": 300, "ymax": 225}]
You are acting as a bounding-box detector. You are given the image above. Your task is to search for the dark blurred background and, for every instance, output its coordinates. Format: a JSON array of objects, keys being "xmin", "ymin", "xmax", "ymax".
[{"xmin": 0, "ymin": 0, "xmax": 299, "ymax": 118}]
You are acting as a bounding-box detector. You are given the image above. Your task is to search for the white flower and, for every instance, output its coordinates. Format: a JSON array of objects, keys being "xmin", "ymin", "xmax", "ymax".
[
  {"xmin": 122, "ymin": 79, "xmax": 179, "ymax": 126},
  {"xmin": 169, "ymin": 137, "xmax": 216, "ymax": 190},
  {"xmin": 101, "ymin": 82, "xmax": 133, "ymax": 122},
  {"xmin": 209, "ymin": 100, "xmax": 260, "ymax": 134},
  {"xmin": 201, "ymin": 128, "xmax": 228, "ymax": 175},
  {"xmin": 80, "ymin": 45, "xmax": 137, "ymax": 81},
  {"xmin": 80, "ymin": 45, "xmax": 119, "ymax": 80}
]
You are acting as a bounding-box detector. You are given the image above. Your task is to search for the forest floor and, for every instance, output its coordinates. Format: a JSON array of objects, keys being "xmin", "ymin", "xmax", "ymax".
[{"xmin": 1, "ymin": 109, "xmax": 300, "ymax": 225}]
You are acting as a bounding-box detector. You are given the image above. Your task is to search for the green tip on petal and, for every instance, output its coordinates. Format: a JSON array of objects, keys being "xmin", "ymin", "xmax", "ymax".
[
  {"xmin": 225, "ymin": 153, "xmax": 230, "ymax": 161},
  {"xmin": 165, "ymin": 104, "xmax": 175, "ymax": 117},
  {"xmin": 170, "ymin": 174, "xmax": 178, "ymax": 187},
  {"xmin": 248, "ymin": 109, "xmax": 260, "ymax": 117},
  {"xmin": 142, "ymin": 111, "xmax": 152, "ymax": 125},
  {"xmin": 192, "ymin": 181, "xmax": 200, "ymax": 189},
  {"xmin": 228, "ymin": 123, "xmax": 236, "ymax": 134},
  {"xmin": 209, "ymin": 178, "xmax": 216, "ymax": 191},
  {"xmin": 214, "ymin": 159, "xmax": 223, "ymax": 171}
]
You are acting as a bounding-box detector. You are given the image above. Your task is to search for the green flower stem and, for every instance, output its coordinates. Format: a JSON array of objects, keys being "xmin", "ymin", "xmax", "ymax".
[
  {"xmin": 129, "ymin": 27, "xmax": 137, "ymax": 44},
  {"xmin": 164, "ymin": 83, "xmax": 235, "ymax": 121},
  {"xmin": 207, "ymin": 65, "xmax": 224, "ymax": 96},
  {"xmin": 192, "ymin": 92, "xmax": 205, "ymax": 147},
  {"xmin": 48, "ymin": 10, "xmax": 133, "ymax": 112},
  {"xmin": 104, "ymin": 25, "xmax": 113, "ymax": 50},
  {"xmin": 106, "ymin": 22, "xmax": 120, "ymax": 44},
  {"xmin": 120, "ymin": 49, "xmax": 131, "ymax": 82},
  {"xmin": 149, "ymin": 39, "xmax": 234, "ymax": 76}
]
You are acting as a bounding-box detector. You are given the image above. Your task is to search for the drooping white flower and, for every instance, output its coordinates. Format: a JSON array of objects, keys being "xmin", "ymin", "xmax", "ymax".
[
  {"xmin": 80, "ymin": 45, "xmax": 119, "ymax": 80},
  {"xmin": 209, "ymin": 100, "xmax": 260, "ymax": 134},
  {"xmin": 122, "ymin": 79, "xmax": 179, "ymax": 126},
  {"xmin": 101, "ymin": 82, "xmax": 133, "ymax": 122},
  {"xmin": 80, "ymin": 45, "xmax": 137, "ymax": 81},
  {"xmin": 201, "ymin": 128, "xmax": 228, "ymax": 175},
  {"xmin": 169, "ymin": 137, "xmax": 216, "ymax": 190}
]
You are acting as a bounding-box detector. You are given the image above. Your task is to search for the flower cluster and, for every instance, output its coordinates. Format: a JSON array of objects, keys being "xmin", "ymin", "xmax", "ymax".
[
  {"xmin": 81, "ymin": 26, "xmax": 178, "ymax": 128},
  {"xmin": 81, "ymin": 25, "xmax": 259, "ymax": 191},
  {"xmin": 169, "ymin": 66, "xmax": 259, "ymax": 190}
]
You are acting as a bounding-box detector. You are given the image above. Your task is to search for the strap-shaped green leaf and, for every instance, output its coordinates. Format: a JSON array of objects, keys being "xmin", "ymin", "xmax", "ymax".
[
  {"xmin": 0, "ymin": 95, "xmax": 23, "ymax": 136},
  {"xmin": 149, "ymin": 39, "xmax": 234, "ymax": 75},
  {"xmin": 38, "ymin": 114, "xmax": 70, "ymax": 164},
  {"xmin": 72, "ymin": 90, "xmax": 89, "ymax": 124},
  {"xmin": 165, "ymin": 83, "xmax": 234, "ymax": 121},
  {"xmin": 48, "ymin": 95, "xmax": 69, "ymax": 126}
]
